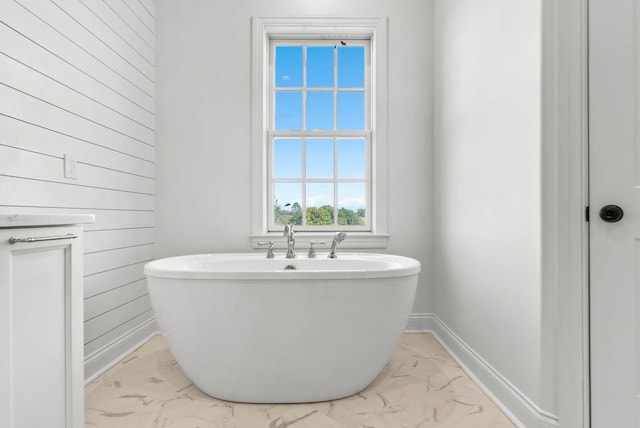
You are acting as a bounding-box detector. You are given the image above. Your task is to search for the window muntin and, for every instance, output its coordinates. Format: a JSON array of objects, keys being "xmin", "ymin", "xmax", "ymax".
[{"xmin": 268, "ymin": 40, "xmax": 370, "ymax": 231}]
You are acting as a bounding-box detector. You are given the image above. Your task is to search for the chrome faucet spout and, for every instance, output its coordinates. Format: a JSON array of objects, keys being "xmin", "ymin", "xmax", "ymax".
[
  {"xmin": 284, "ymin": 224, "xmax": 296, "ymax": 258},
  {"xmin": 327, "ymin": 232, "xmax": 347, "ymax": 258}
]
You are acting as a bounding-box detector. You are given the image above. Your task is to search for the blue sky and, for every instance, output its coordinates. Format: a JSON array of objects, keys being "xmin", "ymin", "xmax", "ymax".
[
  {"xmin": 274, "ymin": 45, "xmax": 365, "ymax": 131},
  {"xmin": 272, "ymin": 44, "xmax": 366, "ymax": 214},
  {"xmin": 273, "ymin": 138, "xmax": 366, "ymax": 211}
]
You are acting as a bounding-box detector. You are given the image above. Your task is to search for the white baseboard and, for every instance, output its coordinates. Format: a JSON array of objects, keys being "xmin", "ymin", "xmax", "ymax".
[
  {"xmin": 405, "ymin": 312, "xmax": 436, "ymax": 333},
  {"xmin": 406, "ymin": 313, "xmax": 559, "ymax": 428},
  {"xmin": 84, "ymin": 317, "xmax": 159, "ymax": 384}
]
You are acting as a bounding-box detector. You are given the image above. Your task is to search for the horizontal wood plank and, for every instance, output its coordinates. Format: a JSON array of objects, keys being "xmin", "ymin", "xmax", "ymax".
[
  {"xmin": 84, "ymin": 244, "xmax": 154, "ymax": 275},
  {"xmin": 0, "ymin": 85, "xmax": 154, "ymax": 162},
  {"xmin": 53, "ymin": 0, "xmax": 155, "ymax": 74},
  {"xmin": 0, "ymin": 23, "xmax": 154, "ymax": 128},
  {"xmin": 84, "ymin": 309, "xmax": 154, "ymax": 356},
  {"xmin": 0, "ymin": 114, "xmax": 154, "ymax": 178},
  {"xmin": 137, "ymin": 0, "xmax": 155, "ymax": 20},
  {"xmin": 85, "ymin": 227, "xmax": 154, "ymax": 254},
  {"xmin": 85, "ymin": 279, "xmax": 149, "ymax": 321},
  {"xmin": 15, "ymin": 0, "xmax": 154, "ymax": 92},
  {"xmin": 0, "ymin": 54, "xmax": 154, "ymax": 144},
  {"xmin": 84, "ymin": 261, "xmax": 148, "ymax": 298},
  {"xmin": 84, "ymin": 294, "xmax": 152, "ymax": 343},
  {"xmin": 0, "ymin": 176, "xmax": 154, "ymax": 211},
  {"xmin": 103, "ymin": 0, "xmax": 155, "ymax": 46},
  {"xmin": 0, "ymin": 2, "xmax": 154, "ymax": 112},
  {"xmin": 0, "ymin": 145, "xmax": 154, "ymax": 194},
  {"xmin": 123, "ymin": 0, "xmax": 155, "ymax": 37},
  {"xmin": 77, "ymin": 0, "xmax": 154, "ymax": 65}
]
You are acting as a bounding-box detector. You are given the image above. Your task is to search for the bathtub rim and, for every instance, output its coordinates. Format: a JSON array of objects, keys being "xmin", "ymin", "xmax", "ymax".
[{"xmin": 144, "ymin": 252, "xmax": 421, "ymax": 280}]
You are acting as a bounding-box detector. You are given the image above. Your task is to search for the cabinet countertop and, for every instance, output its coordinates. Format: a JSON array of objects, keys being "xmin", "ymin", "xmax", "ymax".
[{"xmin": 0, "ymin": 214, "xmax": 96, "ymax": 229}]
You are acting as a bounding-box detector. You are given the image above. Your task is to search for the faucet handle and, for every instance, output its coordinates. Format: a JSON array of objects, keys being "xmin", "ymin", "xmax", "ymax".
[
  {"xmin": 307, "ymin": 241, "xmax": 326, "ymax": 258},
  {"xmin": 257, "ymin": 241, "xmax": 275, "ymax": 258}
]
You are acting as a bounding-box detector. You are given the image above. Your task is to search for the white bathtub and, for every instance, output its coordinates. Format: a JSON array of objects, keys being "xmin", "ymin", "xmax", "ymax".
[{"xmin": 144, "ymin": 252, "xmax": 420, "ymax": 403}]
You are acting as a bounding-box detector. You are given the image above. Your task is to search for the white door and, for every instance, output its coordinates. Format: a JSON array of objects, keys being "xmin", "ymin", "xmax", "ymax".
[{"xmin": 589, "ymin": 0, "xmax": 640, "ymax": 426}]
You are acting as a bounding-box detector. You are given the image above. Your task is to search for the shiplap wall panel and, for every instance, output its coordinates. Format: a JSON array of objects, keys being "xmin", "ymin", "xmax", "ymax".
[
  {"xmin": 80, "ymin": 209, "xmax": 154, "ymax": 231},
  {"xmin": 104, "ymin": 0, "xmax": 155, "ymax": 47},
  {"xmin": 84, "ymin": 244, "xmax": 154, "ymax": 276},
  {"xmin": 0, "ymin": 84, "xmax": 154, "ymax": 161},
  {"xmin": 84, "ymin": 262, "xmax": 148, "ymax": 298},
  {"xmin": 124, "ymin": 0, "xmax": 155, "ymax": 36},
  {"xmin": 0, "ymin": 55, "xmax": 154, "ymax": 144},
  {"xmin": 1, "ymin": 3, "xmax": 154, "ymax": 113},
  {"xmin": 0, "ymin": 115, "xmax": 155, "ymax": 177},
  {"xmin": 78, "ymin": 0, "xmax": 155, "ymax": 64},
  {"xmin": 137, "ymin": 0, "xmax": 155, "ymax": 20},
  {"xmin": 15, "ymin": 0, "xmax": 155, "ymax": 96},
  {"xmin": 84, "ymin": 228, "xmax": 154, "ymax": 254},
  {"xmin": 0, "ymin": 176, "xmax": 153, "ymax": 210},
  {"xmin": 84, "ymin": 279, "xmax": 149, "ymax": 321},
  {"xmin": 0, "ymin": 20, "xmax": 153, "ymax": 127},
  {"xmin": 0, "ymin": 146, "xmax": 154, "ymax": 194},
  {"xmin": 0, "ymin": 0, "xmax": 155, "ymax": 364},
  {"xmin": 51, "ymin": 0, "xmax": 155, "ymax": 78},
  {"xmin": 0, "ymin": 21, "xmax": 152, "ymax": 129},
  {"xmin": 84, "ymin": 310, "xmax": 154, "ymax": 357},
  {"xmin": 84, "ymin": 294, "xmax": 152, "ymax": 347}
]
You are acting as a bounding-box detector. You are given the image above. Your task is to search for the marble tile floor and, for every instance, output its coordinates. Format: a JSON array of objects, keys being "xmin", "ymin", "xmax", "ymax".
[{"xmin": 85, "ymin": 333, "xmax": 516, "ymax": 428}]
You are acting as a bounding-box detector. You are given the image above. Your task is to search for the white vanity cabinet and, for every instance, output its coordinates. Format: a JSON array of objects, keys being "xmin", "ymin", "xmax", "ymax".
[{"xmin": 0, "ymin": 215, "xmax": 92, "ymax": 428}]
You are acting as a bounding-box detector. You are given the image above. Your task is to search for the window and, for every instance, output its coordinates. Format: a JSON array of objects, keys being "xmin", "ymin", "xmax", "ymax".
[
  {"xmin": 271, "ymin": 41, "xmax": 370, "ymax": 231},
  {"xmin": 251, "ymin": 18, "xmax": 389, "ymax": 248}
]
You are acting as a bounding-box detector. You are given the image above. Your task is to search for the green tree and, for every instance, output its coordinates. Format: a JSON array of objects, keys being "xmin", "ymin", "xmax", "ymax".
[
  {"xmin": 306, "ymin": 205, "xmax": 334, "ymax": 225},
  {"xmin": 338, "ymin": 207, "xmax": 365, "ymax": 225},
  {"xmin": 274, "ymin": 200, "xmax": 302, "ymax": 225}
]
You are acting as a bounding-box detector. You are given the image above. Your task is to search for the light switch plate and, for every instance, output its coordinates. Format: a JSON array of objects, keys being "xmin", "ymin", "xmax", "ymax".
[{"xmin": 64, "ymin": 154, "xmax": 77, "ymax": 179}]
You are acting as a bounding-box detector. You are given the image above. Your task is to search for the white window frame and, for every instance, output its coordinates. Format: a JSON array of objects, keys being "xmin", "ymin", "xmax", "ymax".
[{"xmin": 250, "ymin": 17, "xmax": 389, "ymax": 249}]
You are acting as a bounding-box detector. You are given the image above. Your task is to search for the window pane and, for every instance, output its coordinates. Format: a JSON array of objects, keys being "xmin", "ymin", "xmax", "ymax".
[
  {"xmin": 274, "ymin": 183, "xmax": 302, "ymax": 225},
  {"xmin": 274, "ymin": 138, "xmax": 302, "ymax": 178},
  {"xmin": 338, "ymin": 46, "xmax": 364, "ymax": 88},
  {"xmin": 338, "ymin": 183, "xmax": 366, "ymax": 225},
  {"xmin": 306, "ymin": 139, "xmax": 334, "ymax": 178},
  {"xmin": 306, "ymin": 92, "xmax": 333, "ymax": 130},
  {"xmin": 306, "ymin": 183, "xmax": 334, "ymax": 226},
  {"xmin": 338, "ymin": 138, "xmax": 366, "ymax": 178},
  {"xmin": 275, "ymin": 46, "xmax": 302, "ymax": 87},
  {"xmin": 337, "ymin": 92, "xmax": 364, "ymax": 130},
  {"xmin": 275, "ymin": 91, "xmax": 303, "ymax": 130},
  {"xmin": 307, "ymin": 46, "xmax": 334, "ymax": 88}
]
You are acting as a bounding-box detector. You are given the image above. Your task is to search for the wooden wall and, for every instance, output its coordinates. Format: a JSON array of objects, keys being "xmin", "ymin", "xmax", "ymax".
[{"xmin": 0, "ymin": 0, "xmax": 156, "ymax": 378}]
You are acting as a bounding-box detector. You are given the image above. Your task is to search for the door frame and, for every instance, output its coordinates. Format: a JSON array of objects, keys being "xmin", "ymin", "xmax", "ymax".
[{"xmin": 544, "ymin": 0, "xmax": 590, "ymax": 426}]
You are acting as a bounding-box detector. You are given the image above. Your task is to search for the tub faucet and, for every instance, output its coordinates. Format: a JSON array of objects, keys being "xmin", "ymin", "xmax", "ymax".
[
  {"xmin": 327, "ymin": 232, "xmax": 347, "ymax": 258},
  {"xmin": 257, "ymin": 241, "xmax": 275, "ymax": 258},
  {"xmin": 307, "ymin": 241, "xmax": 326, "ymax": 258},
  {"xmin": 284, "ymin": 224, "xmax": 296, "ymax": 258}
]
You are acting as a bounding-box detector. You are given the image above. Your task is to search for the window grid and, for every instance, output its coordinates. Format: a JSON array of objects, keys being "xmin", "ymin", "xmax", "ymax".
[
  {"xmin": 268, "ymin": 40, "xmax": 370, "ymax": 231},
  {"xmin": 269, "ymin": 135, "xmax": 370, "ymax": 230}
]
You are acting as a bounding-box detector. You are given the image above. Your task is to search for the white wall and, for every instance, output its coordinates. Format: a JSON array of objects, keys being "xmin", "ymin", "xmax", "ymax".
[
  {"xmin": 0, "ymin": 0, "xmax": 156, "ymax": 379},
  {"xmin": 433, "ymin": 0, "xmax": 553, "ymax": 424},
  {"xmin": 155, "ymin": 0, "xmax": 434, "ymax": 315}
]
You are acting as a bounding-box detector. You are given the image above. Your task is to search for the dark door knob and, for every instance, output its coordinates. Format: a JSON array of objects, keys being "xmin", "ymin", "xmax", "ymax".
[{"xmin": 599, "ymin": 205, "xmax": 624, "ymax": 223}]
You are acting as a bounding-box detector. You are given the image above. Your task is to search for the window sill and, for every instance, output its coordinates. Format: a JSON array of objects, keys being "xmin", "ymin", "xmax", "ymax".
[{"xmin": 249, "ymin": 232, "xmax": 390, "ymax": 250}]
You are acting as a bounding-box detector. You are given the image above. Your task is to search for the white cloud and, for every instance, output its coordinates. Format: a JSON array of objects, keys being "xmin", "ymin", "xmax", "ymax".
[{"xmin": 338, "ymin": 197, "xmax": 365, "ymax": 210}]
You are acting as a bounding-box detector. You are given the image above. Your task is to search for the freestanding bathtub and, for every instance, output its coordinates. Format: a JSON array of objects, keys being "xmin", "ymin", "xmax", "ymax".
[{"xmin": 144, "ymin": 252, "xmax": 420, "ymax": 403}]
